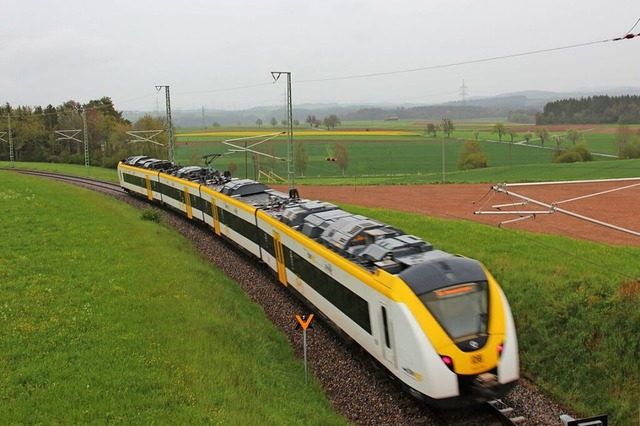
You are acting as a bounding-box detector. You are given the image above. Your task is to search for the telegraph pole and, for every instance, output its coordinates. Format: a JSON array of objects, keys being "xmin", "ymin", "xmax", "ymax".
[
  {"xmin": 271, "ymin": 72, "xmax": 294, "ymax": 189},
  {"xmin": 0, "ymin": 115, "xmax": 14, "ymax": 166},
  {"xmin": 7, "ymin": 113, "xmax": 14, "ymax": 166},
  {"xmin": 82, "ymin": 108, "xmax": 89, "ymax": 171},
  {"xmin": 442, "ymin": 118, "xmax": 446, "ymax": 183},
  {"xmin": 156, "ymin": 85, "xmax": 175, "ymax": 162}
]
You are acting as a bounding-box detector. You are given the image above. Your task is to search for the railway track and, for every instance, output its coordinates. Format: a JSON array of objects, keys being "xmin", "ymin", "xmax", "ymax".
[
  {"xmin": 426, "ymin": 399, "xmax": 526, "ymax": 426},
  {"xmin": 11, "ymin": 169, "xmax": 125, "ymax": 195},
  {"xmin": 7, "ymin": 168, "xmax": 569, "ymax": 425}
]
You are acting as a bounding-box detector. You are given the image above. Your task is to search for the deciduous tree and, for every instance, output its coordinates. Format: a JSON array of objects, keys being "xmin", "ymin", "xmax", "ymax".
[
  {"xmin": 458, "ymin": 139, "xmax": 488, "ymax": 170},
  {"xmin": 535, "ymin": 127, "xmax": 549, "ymax": 148},
  {"xmin": 294, "ymin": 142, "xmax": 308, "ymax": 177},
  {"xmin": 426, "ymin": 123, "xmax": 438, "ymax": 138},
  {"xmin": 442, "ymin": 119, "xmax": 454, "ymax": 137},
  {"xmin": 565, "ymin": 129, "xmax": 583, "ymax": 145},
  {"xmin": 492, "ymin": 123, "xmax": 506, "ymax": 142},
  {"xmin": 305, "ymin": 115, "xmax": 317, "ymax": 127},
  {"xmin": 334, "ymin": 143, "xmax": 348, "ymax": 176},
  {"xmin": 323, "ymin": 114, "xmax": 340, "ymax": 130}
]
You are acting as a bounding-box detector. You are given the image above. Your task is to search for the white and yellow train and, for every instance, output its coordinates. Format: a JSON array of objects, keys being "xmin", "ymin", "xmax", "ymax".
[{"xmin": 118, "ymin": 156, "xmax": 519, "ymax": 407}]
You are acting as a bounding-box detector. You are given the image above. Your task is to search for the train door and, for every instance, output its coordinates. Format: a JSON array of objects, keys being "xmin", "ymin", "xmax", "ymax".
[
  {"xmin": 211, "ymin": 199, "xmax": 220, "ymax": 236},
  {"xmin": 184, "ymin": 187, "xmax": 193, "ymax": 219},
  {"xmin": 145, "ymin": 175, "xmax": 153, "ymax": 200},
  {"xmin": 273, "ymin": 232, "xmax": 287, "ymax": 286},
  {"xmin": 379, "ymin": 302, "xmax": 397, "ymax": 367}
]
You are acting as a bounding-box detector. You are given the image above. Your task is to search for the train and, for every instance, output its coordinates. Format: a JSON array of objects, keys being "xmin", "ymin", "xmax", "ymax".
[{"xmin": 117, "ymin": 155, "xmax": 519, "ymax": 408}]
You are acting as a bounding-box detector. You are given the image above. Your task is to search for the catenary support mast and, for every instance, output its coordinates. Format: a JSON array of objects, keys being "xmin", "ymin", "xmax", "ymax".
[
  {"xmin": 271, "ymin": 72, "xmax": 294, "ymax": 190},
  {"xmin": 156, "ymin": 85, "xmax": 174, "ymax": 162}
]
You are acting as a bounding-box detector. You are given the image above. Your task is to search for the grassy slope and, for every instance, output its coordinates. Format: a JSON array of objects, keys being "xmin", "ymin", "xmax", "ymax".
[{"xmin": 0, "ymin": 172, "xmax": 346, "ymax": 424}]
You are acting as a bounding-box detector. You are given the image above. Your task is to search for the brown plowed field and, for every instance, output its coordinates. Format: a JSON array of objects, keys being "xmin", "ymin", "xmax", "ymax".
[{"xmin": 274, "ymin": 181, "xmax": 640, "ymax": 247}]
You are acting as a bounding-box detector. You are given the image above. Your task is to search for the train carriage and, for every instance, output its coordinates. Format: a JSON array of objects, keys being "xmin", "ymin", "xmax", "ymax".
[
  {"xmin": 118, "ymin": 159, "xmax": 162, "ymax": 201},
  {"xmin": 117, "ymin": 157, "xmax": 519, "ymax": 407}
]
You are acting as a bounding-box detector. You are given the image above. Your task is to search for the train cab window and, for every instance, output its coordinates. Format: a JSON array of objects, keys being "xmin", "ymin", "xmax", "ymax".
[{"xmin": 419, "ymin": 281, "xmax": 488, "ymax": 340}]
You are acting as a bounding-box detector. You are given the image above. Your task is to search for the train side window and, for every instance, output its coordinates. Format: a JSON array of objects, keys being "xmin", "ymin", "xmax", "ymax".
[{"xmin": 382, "ymin": 307, "xmax": 391, "ymax": 349}]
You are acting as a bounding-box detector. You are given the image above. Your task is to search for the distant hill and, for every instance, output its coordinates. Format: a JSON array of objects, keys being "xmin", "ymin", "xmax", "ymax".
[{"xmin": 123, "ymin": 87, "xmax": 640, "ymax": 127}]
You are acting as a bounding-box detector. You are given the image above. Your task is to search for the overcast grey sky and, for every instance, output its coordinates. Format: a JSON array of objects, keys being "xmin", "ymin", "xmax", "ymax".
[{"xmin": 1, "ymin": 0, "xmax": 638, "ymax": 112}]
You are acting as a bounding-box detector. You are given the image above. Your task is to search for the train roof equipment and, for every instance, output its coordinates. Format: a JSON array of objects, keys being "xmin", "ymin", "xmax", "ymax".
[
  {"xmin": 204, "ymin": 177, "xmax": 460, "ymax": 277},
  {"xmin": 121, "ymin": 159, "xmax": 486, "ymax": 283}
]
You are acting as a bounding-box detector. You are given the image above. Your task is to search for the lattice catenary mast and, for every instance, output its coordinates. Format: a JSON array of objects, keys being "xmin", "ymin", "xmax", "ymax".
[
  {"xmin": 156, "ymin": 85, "xmax": 174, "ymax": 162},
  {"xmin": 271, "ymin": 72, "xmax": 294, "ymax": 189}
]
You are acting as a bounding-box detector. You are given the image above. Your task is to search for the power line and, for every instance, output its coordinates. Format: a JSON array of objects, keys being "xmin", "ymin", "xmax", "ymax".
[
  {"xmin": 173, "ymin": 82, "xmax": 274, "ymax": 96},
  {"xmin": 295, "ymin": 39, "xmax": 621, "ymax": 84},
  {"xmin": 623, "ymin": 16, "xmax": 640, "ymax": 34},
  {"xmin": 78, "ymin": 20, "xmax": 640, "ymax": 106}
]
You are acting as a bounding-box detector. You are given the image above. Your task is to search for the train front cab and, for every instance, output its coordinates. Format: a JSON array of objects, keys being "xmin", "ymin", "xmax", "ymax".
[{"xmin": 378, "ymin": 263, "xmax": 519, "ymax": 408}]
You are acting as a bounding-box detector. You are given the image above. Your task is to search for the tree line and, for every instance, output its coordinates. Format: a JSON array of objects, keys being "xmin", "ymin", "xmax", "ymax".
[
  {"xmin": 536, "ymin": 95, "xmax": 640, "ymax": 125},
  {"xmin": 0, "ymin": 97, "xmax": 167, "ymax": 168}
]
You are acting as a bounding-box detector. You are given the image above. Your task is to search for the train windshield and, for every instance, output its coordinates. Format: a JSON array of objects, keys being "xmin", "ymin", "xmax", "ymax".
[{"xmin": 420, "ymin": 281, "xmax": 488, "ymax": 340}]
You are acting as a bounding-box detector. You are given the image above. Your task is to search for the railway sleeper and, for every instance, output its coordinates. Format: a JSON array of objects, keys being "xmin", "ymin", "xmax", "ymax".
[{"xmin": 487, "ymin": 399, "xmax": 527, "ymax": 425}]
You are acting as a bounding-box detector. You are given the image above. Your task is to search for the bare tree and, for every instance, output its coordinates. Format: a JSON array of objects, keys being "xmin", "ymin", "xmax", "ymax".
[
  {"xmin": 426, "ymin": 123, "xmax": 438, "ymax": 138},
  {"xmin": 566, "ymin": 129, "xmax": 583, "ymax": 145},
  {"xmin": 535, "ymin": 128, "xmax": 549, "ymax": 148},
  {"xmin": 492, "ymin": 123, "xmax": 506, "ymax": 142},
  {"xmin": 334, "ymin": 143, "xmax": 349, "ymax": 176},
  {"xmin": 294, "ymin": 142, "xmax": 308, "ymax": 177}
]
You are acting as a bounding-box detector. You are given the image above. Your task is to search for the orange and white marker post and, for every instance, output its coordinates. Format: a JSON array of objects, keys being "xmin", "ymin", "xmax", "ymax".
[{"xmin": 295, "ymin": 314, "xmax": 314, "ymax": 384}]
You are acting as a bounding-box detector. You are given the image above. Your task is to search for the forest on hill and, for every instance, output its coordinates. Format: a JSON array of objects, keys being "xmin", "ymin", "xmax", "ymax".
[{"xmin": 536, "ymin": 95, "xmax": 640, "ymax": 125}]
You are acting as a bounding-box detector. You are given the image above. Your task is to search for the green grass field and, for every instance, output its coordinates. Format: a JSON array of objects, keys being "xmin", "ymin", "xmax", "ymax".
[
  {"xmin": 0, "ymin": 172, "xmax": 346, "ymax": 424},
  {"xmin": 173, "ymin": 122, "xmax": 637, "ymax": 184}
]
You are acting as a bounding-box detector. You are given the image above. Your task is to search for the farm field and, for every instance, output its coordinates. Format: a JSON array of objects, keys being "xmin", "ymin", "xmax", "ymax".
[
  {"xmin": 273, "ymin": 179, "xmax": 640, "ymax": 247},
  {"xmin": 174, "ymin": 121, "xmax": 636, "ymax": 184}
]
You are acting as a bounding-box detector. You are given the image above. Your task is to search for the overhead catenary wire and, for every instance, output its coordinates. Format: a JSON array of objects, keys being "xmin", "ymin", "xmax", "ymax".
[
  {"xmin": 622, "ymin": 16, "xmax": 640, "ymax": 36},
  {"xmin": 296, "ymin": 40, "xmax": 611, "ymax": 84},
  {"xmin": 295, "ymin": 19, "xmax": 640, "ymax": 85}
]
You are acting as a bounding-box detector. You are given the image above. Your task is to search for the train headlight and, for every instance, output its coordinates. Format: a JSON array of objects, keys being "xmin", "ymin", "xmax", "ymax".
[
  {"xmin": 497, "ymin": 342, "xmax": 504, "ymax": 357},
  {"xmin": 440, "ymin": 355, "xmax": 454, "ymax": 372}
]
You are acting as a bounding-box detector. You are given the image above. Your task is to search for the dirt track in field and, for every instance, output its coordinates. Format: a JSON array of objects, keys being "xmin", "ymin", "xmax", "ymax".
[{"xmin": 273, "ymin": 181, "xmax": 640, "ymax": 247}]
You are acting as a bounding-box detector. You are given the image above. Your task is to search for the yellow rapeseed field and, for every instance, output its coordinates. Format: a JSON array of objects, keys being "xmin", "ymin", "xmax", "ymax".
[{"xmin": 179, "ymin": 130, "xmax": 419, "ymax": 138}]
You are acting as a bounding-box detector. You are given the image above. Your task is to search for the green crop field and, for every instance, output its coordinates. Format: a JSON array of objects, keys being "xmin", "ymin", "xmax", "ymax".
[{"xmin": 172, "ymin": 121, "xmax": 637, "ymax": 185}]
